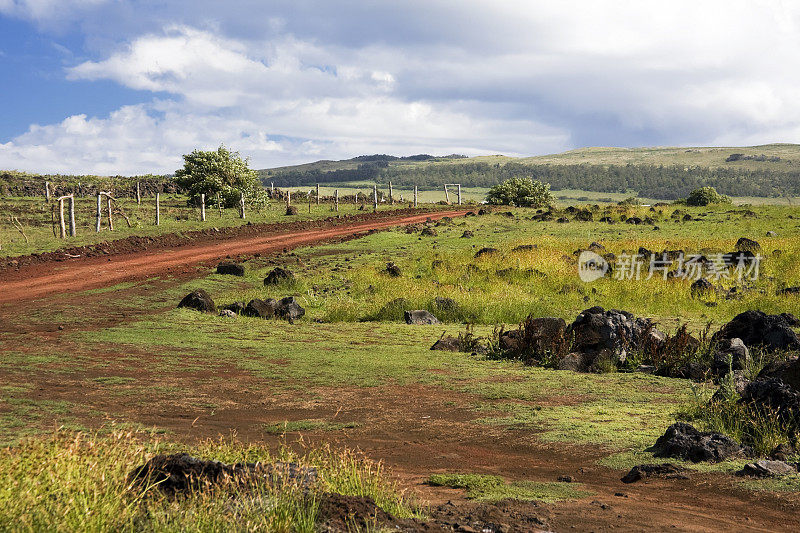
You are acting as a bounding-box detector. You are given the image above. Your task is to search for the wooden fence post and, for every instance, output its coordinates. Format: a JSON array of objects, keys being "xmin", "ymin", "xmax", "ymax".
[
  {"xmin": 389, "ymin": 182, "xmax": 393, "ymax": 204},
  {"xmin": 59, "ymin": 198, "xmax": 66, "ymax": 239},
  {"xmin": 96, "ymin": 193, "xmax": 102, "ymax": 232},
  {"xmin": 287, "ymin": 190, "xmax": 291, "ymax": 207},
  {"xmin": 136, "ymin": 182, "xmax": 141, "ymax": 205},
  {"xmin": 240, "ymin": 192, "xmax": 246, "ymax": 219},
  {"xmin": 271, "ymin": 182, "xmax": 275, "ymax": 196},
  {"xmin": 308, "ymin": 190, "xmax": 312, "ymax": 213},
  {"xmin": 373, "ymin": 185, "xmax": 378, "ymax": 210},
  {"xmin": 335, "ymin": 189, "xmax": 339, "ymax": 212},
  {"xmin": 107, "ymin": 195, "xmax": 114, "ymax": 231},
  {"xmin": 155, "ymin": 193, "xmax": 160, "ymax": 226},
  {"xmin": 414, "ymin": 186, "xmax": 418, "ymax": 207},
  {"xmin": 200, "ymin": 194, "xmax": 206, "ymax": 221},
  {"xmin": 444, "ymin": 184, "xmax": 450, "ymax": 204},
  {"xmin": 316, "ymin": 183, "xmax": 320, "ymax": 205},
  {"xmin": 457, "ymin": 184, "xmax": 462, "ymax": 205},
  {"xmin": 45, "ymin": 181, "xmax": 50, "ymax": 203},
  {"xmin": 68, "ymin": 195, "xmax": 76, "ymax": 237}
]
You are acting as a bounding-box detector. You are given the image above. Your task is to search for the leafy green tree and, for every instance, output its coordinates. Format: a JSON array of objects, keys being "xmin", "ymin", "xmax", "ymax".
[
  {"xmin": 485, "ymin": 177, "xmax": 554, "ymax": 207},
  {"xmin": 685, "ymin": 186, "xmax": 731, "ymax": 206},
  {"xmin": 175, "ymin": 146, "xmax": 265, "ymax": 207}
]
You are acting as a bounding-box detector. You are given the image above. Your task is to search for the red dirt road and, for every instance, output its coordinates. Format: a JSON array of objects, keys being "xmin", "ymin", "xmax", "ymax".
[{"xmin": 0, "ymin": 209, "xmax": 467, "ymax": 303}]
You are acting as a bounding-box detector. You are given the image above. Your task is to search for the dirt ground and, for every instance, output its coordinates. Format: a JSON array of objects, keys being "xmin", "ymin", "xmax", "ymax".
[{"xmin": 1, "ymin": 212, "xmax": 799, "ymax": 532}]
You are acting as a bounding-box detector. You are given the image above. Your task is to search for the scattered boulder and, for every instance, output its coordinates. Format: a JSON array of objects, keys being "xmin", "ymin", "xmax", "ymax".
[
  {"xmin": 557, "ymin": 352, "xmax": 589, "ymax": 372},
  {"xmin": 264, "ymin": 267, "xmax": 295, "ymax": 286},
  {"xmin": 499, "ymin": 317, "xmax": 568, "ymax": 364},
  {"xmin": 513, "ymin": 244, "xmax": 537, "ymax": 252},
  {"xmin": 567, "ymin": 306, "xmax": 662, "ymax": 367},
  {"xmin": 243, "ymin": 298, "xmax": 277, "ymax": 319},
  {"xmin": 384, "ymin": 262, "xmax": 402, "ymax": 277},
  {"xmin": 460, "ymin": 230, "xmax": 474, "ymax": 238},
  {"xmin": 216, "ymin": 262, "xmax": 245, "ymax": 276},
  {"xmin": 431, "ymin": 335, "xmax": 462, "ymax": 352},
  {"xmin": 177, "ymin": 289, "xmax": 216, "ymax": 313},
  {"xmin": 722, "ymin": 250, "xmax": 757, "ymax": 267},
  {"xmin": 711, "ymin": 338, "xmax": 750, "ymax": 377},
  {"xmin": 735, "ymin": 237, "xmax": 761, "ymax": 252},
  {"xmin": 739, "ymin": 377, "xmax": 800, "ymax": 420},
  {"xmin": 222, "ymin": 301, "xmax": 246, "ymax": 315},
  {"xmin": 626, "ymin": 217, "xmax": 643, "ymax": 225},
  {"xmin": 127, "ymin": 453, "xmax": 318, "ymax": 495},
  {"xmin": 736, "ymin": 460, "xmax": 797, "ymax": 478},
  {"xmin": 219, "ymin": 309, "xmax": 237, "ymax": 318},
  {"xmin": 769, "ymin": 443, "xmax": 796, "ymax": 461},
  {"xmin": 777, "ymin": 287, "xmax": 800, "ymax": 296},
  {"xmin": 621, "ymin": 464, "xmax": 688, "ymax": 483},
  {"xmin": 404, "ymin": 310, "xmax": 440, "ymax": 325},
  {"xmin": 650, "ymin": 422, "xmax": 751, "ymax": 462},
  {"xmin": 766, "ymin": 231, "xmax": 778, "ymax": 237},
  {"xmin": 712, "ymin": 310, "xmax": 800, "ymax": 352},
  {"xmin": 556, "ymin": 217, "xmax": 570, "ymax": 223},
  {"xmin": 690, "ymin": 278, "xmax": 714, "ymax": 297},
  {"xmin": 477, "ymin": 207, "xmax": 491, "ymax": 215},
  {"xmin": 420, "ymin": 226, "xmax": 438, "ymax": 237},
  {"xmin": 285, "ymin": 205, "xmax": 298, "ymax": 216},
  {"xmin": 474, "ymin": 247, "xmax": 499, "ymax": 258},
  {"xmin": 275, "ymin": 296, "xmax": 305, "ymax": 320}
]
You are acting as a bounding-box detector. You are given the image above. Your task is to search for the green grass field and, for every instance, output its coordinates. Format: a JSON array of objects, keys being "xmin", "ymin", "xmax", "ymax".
[{"xmin": 2, "ymin": 199, "xmax": 800, "ymax": 530}]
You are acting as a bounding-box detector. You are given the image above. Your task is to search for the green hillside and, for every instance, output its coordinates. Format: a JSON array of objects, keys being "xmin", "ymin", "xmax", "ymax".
[{"xmin": 258, "ymin": 144, "xmax": 800, "ymax": 200}]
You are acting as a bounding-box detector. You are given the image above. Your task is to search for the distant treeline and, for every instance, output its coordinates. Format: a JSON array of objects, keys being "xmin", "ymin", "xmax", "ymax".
[{"xmin": 263, "ymin": 162, "xmax": 800, "ymax": 199}]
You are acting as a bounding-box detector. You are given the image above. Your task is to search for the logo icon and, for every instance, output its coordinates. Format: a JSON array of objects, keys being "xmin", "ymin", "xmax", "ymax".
[{"xmin": 578, "ymin": 251, "xmax": 609, "ymax": 282}]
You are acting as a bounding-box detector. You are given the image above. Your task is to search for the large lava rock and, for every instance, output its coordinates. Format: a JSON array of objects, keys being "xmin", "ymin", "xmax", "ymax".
[
  {"xmin": 128, "ymin": 453, "xmax": 318, "ymax": 494},
  {"xmin": 431, "ymin": 336, "xmax": 462, "ymax": 352},
  {"xmin": 712, "ymin": 310, "xmax": 800, "ymax": 352},
  {"xmin": 739, "ymin": 377, "xmax": 800, "ymax": 421},
  {"xmin": 735, "ymin": 237, "xmax": 761, "ymax": 252},
  {"xmin": 275, "ymin": 296, "xmax": 305, "ymax": 320},
  {"xmin": 756, "ymin": 357, "xmax": 800, "ymax": 392},
  {"xmin": 177, "ymin": 289, "xmax": 216, "ymax": 313},
  {"xmin": 650, "ymin": 422, "xmax": 751, "ymax": 462},
  {"xmin": 499, "ymin": 317, "xmax": 568, "ymax": 364},
  {"xmin": 404, "ymin": 310, "xmax": 440, "ymax": 325},
  {"xmin": 567, "ymin": 306, "xmax": 663, "ymax": 365},
  {"xmin": 264, "ymin": 267, "xmax": 295, "ymax": 286},
  {"xmin": 243, "ymin": 298, "xmax": 277, "ymax": 318},
  {"xmin": 216, "ymin": 262, "xmax": 245, "ymax": 276}
]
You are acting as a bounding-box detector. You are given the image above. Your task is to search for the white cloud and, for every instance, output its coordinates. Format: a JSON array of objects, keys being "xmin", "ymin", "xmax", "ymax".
[
  {"xmin": 0, "ymin": 0, "xmax": 108, "ymax": 25},
  {"xmin": 4, "ymin": 1, "xmax": 800, "ymax": 173}
]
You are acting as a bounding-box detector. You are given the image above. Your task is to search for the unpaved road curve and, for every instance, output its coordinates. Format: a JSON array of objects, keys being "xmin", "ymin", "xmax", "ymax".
[{"xmin": 0, "ymin": 209, "xmax": 468, "ymax": 303}]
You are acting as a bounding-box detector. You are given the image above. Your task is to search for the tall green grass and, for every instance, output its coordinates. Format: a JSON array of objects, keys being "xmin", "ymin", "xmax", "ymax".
[{"xmin": 0, "ymin": 429, "xmax": 417, "ymax": 532}]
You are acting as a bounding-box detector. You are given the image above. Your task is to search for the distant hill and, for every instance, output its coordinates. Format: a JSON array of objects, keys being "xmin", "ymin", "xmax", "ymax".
[{"xmin": 258, "ymin": 144, "xmax": 800, "ymax": 200}]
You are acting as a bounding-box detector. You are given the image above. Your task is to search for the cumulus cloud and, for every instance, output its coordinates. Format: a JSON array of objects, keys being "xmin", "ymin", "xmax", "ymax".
[{"xmin": 3, "ymin": 1, "xmax": 800, "ymax": 173}]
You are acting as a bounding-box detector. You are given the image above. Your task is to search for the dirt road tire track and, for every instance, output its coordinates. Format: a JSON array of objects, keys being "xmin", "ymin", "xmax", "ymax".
[{"xmin": 0, "ymin": 209, "xmax": 468, "ymax": 303}]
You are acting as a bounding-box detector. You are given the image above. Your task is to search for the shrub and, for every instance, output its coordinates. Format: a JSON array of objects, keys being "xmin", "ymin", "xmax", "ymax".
[
  {"xmin": 485, "ymin": 177, "xmax": 553, "ymax": 207},
  {"xmin": 685, "ymin": 186, "xmax": 732, "ymax": 206},
  {"xmin": 174, "ymin": 145, "xmax": 267, "ymax": 208}
]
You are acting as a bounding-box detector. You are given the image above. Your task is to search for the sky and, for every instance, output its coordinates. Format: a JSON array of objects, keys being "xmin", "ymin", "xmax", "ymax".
[{"xmin": 1, "ymin": 1, "xmax": 800, "ymax": 175}]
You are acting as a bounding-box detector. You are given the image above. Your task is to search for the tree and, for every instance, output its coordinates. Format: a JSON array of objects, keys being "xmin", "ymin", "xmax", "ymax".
[
  {"xmin": 685, "ymin": 186, "xmax": 731, "ymax": 206},
  {"xmin": 485, "ymin": 177, "xmax": 553, "ymax": 207},
  {"xmin": 174, "ymin": 146, "xmax": 265, "ymax": 207}
]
